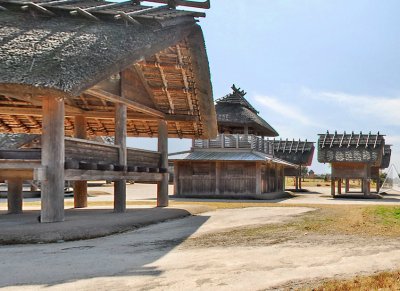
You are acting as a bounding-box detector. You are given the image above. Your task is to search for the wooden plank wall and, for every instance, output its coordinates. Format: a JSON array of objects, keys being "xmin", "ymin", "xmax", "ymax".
[
  {"xmin": 175, "ymin": 161, "xmax": 287, "ymax": 196},
  {"xmin": 65, "ymin": 138, "xmax": 119, "ymax": 164}
]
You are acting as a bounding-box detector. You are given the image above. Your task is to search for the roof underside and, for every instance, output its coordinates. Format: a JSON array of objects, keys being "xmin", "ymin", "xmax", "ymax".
[{"xmin": 0, "ymin": 3, "xmax": 217, "ymax": 138}]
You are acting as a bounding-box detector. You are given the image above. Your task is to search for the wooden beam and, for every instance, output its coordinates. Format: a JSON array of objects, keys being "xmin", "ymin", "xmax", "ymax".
[
  {"xmin": 41, "ymin": 95, "xmax": 65, "ymax": 223},
  {"xmin": 85, "ymin": 89, "xmax": 165, "ymax": 118},
  {"xmin": 133, "ymin": 64, "xmax": 158, "ymax": 105},
  {"xmin": 0, "ymin": 106, "xmax": 197, "ymax": 122},
  {"xmin": 157, "ymin": 119, "xmax": 169, "ymax": 207},
  {"xmin": 65, "ymin": 170, "xmax": 163, "ymax": 181}
]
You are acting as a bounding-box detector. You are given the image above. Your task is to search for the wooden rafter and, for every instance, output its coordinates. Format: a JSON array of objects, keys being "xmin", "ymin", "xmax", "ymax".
[
  {"xmin": 365, "ymin": 132, "xmax": 371, "ymax": 148},
  {"xmin": 0, "ymin": 118, "xmax": 12, "ymax": 132},
  {"xmin": 26, "ymin": 116, "xmax": 41, "ymax": 128},
  {"xmin": 85, "ymin": 88, "xmax": 166, "ymax": 119},
  {"xmin": 155, "ymin": 54, "xmax": 174, "ymax": 113},
  {"xmin": 176, "ymin": 45, "xmax": 194, "ymax": 114},
  {"xmin": 10, "ymin": 115, "xmax": 30, "ymax": 133}
]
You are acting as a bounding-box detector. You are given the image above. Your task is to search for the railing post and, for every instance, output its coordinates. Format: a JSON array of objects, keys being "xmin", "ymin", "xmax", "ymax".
[
  {"xmin": 236, "ymin": 134, "xmax": 239, "ymax": 148},
  {"xmin": 221, "ymin": 133, "xmax": 224, "ymax": 149}
]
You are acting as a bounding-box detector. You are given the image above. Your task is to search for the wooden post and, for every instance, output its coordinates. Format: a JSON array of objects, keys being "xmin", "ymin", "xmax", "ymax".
[
  {"xmin": 157, "ymin": 119, "xmax": 169, "ymax": 207},
  {"xmin": 376, "ymin": 178, "xmax": 380, "ymax": 193},
  {"xmin": 114, "ymin": 103, "xmax": 127, "ymax": 213},
  {"xmin": 73, "ymin": 115, "xmax": 87, "ymax": 208},
  {"xmin": 7, "ymin": 179, "xmax": 23, "ymax": 214},
  {"xmin": 274, "ymin": 163, "xmax": 279, "ymax": 192},
  {"xmin": 215, "ymin": 161, "xmax": 221, "ymax": 195},
  {"xmin": 331, "ymin": 178, "xmax": 336, "ymax": 197},
  {"xmin": 41, "ymin": 95, "xmax": 65, "ymax": 223},
  {"xmin": 361, "ymin": 179, "xmax": 364, "ymax": 193},
  {"xmin": 337, "ymin": 178, "xmax": 342, "ymax": 194},
  {"xmin": 255, "ymin": 162, "xmax": 262, "ymax": 194},
  {"xmin": 345, "ymin": 179, "xmax": 350, "ymax": 193},
  {"xmin": 363, "ymin": 165, "xmax": 371, "ymax": 195},
  {"xmin": 299, "ymin": 165, "xmax": 302, "ymax": 190},
  {"xmin": 295, "ymin": 176, "xmax": 299, "ymax": 190},
  {"xmin": 281, "ymin": 167, "xmax": 285, "ymax": 190}
]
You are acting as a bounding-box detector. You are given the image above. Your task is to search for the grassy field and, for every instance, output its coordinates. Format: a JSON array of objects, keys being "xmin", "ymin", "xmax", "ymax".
[{"xmin": 301, "ymin": 270, "xmax": 400, "ymax": 291}]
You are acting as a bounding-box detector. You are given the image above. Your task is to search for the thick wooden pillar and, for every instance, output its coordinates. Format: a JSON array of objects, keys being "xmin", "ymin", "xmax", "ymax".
[
  {"xmin": 337, "ymin": 178, "xmax": 342, "ymax": 194},
  {"xmin": 295, "ymin": 176, "xmax": 299, "ymax": 190},
  {"xmin": 345, "ymin": 179, "xmax": 350, "ymax": 193},
  {"xmin": 41, "ymin": 95, "xmax": 65, "ymax": 223},
  {"xmin": 7, "ymin": 179, "xmax": 23, "ymax": 214},
  {"xmin": 215, "ymin": 161, "xmax": 221, "ymax": 195},
  {"xmin": 114, "ymin": 103, "xmax": 127, "ymax": 213},
  {"xmin": 255, "ymin": 162, "xmax": 262, "ymax": 194},
  {"xmin": 157, "ymin": 119, "xmax": 169, "ymax": 207},
  {"xmin": 331, "ymin": 179, "xmax": 336, "ymax": 197},
  {"xmin": 73, "ymin": 115, "xmax": 87, "ymax": 208}
]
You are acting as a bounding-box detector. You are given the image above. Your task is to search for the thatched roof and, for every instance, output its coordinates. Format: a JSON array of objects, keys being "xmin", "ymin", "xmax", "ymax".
[
  {"xmin": 215, "ymin": 85, "xmax": 278, "ymax": 137},
  {"xmin": 0, "ymin": 1, "xmax": 217, "ymax": 139},
  {"xmin": 0, "ymin": 133, "xmax": 39, "ymax": 149}
]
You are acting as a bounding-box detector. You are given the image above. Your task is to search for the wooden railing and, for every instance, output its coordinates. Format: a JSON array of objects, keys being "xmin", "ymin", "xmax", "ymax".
[{"xmin": 193, "ymin": 134, "xmax": 274, "ymax": 155}]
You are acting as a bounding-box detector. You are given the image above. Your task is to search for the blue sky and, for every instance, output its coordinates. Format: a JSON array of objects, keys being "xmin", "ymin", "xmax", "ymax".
[{"xmin": 128, "ymin": 0, "xmax": 400, "ymax": 174}]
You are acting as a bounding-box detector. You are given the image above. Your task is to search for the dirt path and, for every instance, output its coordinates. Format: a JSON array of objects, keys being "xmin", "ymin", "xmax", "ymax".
[{"xmin": 2, "ymin": 207, "xmax": 400, "ymax": 290}]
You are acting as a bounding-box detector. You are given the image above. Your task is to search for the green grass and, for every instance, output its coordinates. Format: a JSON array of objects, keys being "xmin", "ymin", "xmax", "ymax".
[{"xmin": 373, "ymin": 206, "xmax": 400, "ymax": 225}]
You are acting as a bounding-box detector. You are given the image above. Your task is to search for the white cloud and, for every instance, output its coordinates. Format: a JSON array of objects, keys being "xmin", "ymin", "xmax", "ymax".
[
  {"xmin": 254, "ymin": 95, "xmax": 324, "ymax": 128},
  {"xmin": 301, "ymin": 88, "xmax": 400, "ymax": 126}
]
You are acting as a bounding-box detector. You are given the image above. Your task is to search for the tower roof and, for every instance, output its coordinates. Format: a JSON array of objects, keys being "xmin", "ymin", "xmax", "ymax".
[{"xmin": 214, "ymin": 85, "xmax": 278, "ymax": 137}]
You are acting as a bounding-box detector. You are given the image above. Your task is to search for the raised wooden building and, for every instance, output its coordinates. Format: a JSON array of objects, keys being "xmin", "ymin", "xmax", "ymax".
[
  {"xmin": 318, "ymin": 131, "xmax": 388, "ymax": 197},
  {"xmin": 0, "ymin": 0, "xmax": 217, "ymax": 222},
  {"xmin": 170, "ymin": 85, "xmax": 296, "ymax": 199}
]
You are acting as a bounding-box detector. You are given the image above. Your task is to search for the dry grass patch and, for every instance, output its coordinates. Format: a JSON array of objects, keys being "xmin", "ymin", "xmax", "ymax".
[
  {"xmin": 301, "ymin": 270, "xmax": 400, "ymax": 291},
  {"xmin": 182, "ymin": 205, "xmax": 400, "ymax": 248}
]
